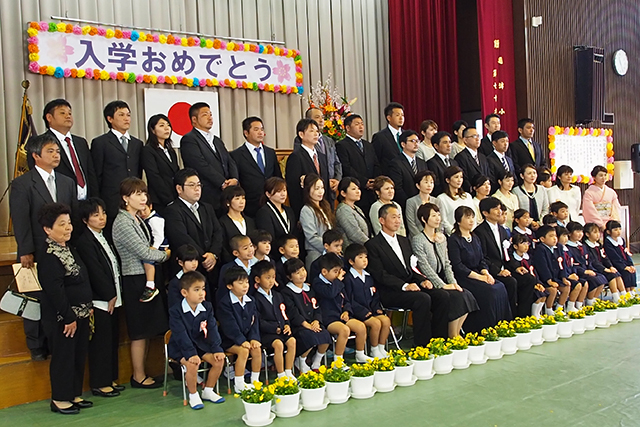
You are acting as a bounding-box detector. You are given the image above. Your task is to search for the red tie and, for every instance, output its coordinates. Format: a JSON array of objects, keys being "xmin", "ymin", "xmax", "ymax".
[
  {"xmin": 65, "ymin": 137, "xmax": 85, "ymax": 188},
  {"xmin": 313, "ymin": 153, "xmax": 320, "ymax": 174}
]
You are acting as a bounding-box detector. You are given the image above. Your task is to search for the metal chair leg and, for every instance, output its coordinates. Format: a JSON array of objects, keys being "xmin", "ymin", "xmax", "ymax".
[{"xmin": 181, "ymin": 365, "xmax": 187, "ymax": 406}]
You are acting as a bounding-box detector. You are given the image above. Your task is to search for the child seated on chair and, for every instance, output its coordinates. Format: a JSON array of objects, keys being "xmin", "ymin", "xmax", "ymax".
[
  {"xmin": 249, "ymin": 229, "xmax": 275, "ymax": 264},
  {"xmin": 275, "ymin": 234, "xmax": 301, "ymax": 288},
  {"xmin": 312, "ymin": 253, "xmax": 372, "ymax": 363},
  {"xmin": 168, "ymin": 244, "xmax": 209, "ymax": 309},
  {"xmin": 308, "ymin": 229, "xmax": 344, "ymax": 282},
  {"xmin": 217, "ymin": 266, "xmax": 262, "ymax": 393},
  {"xmin": 251, "ymin": 260, "xmax": 296, "ymax": 378},
  {"xmin": 168, "ymin": 271, "xmax": 225, "ymax": 409},
  {"xmin": 217, "ymin": 235, "xmax": 257, "ymax": 300},
  {"xmin": 342, "ymin": 243, "xmax": 390, "ymax": 359}
]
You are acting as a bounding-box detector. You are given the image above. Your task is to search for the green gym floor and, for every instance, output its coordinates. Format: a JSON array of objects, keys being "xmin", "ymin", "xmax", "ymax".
[{"xmin": 3, "ymin": 319, "xmax": 640, "ymax": 427}]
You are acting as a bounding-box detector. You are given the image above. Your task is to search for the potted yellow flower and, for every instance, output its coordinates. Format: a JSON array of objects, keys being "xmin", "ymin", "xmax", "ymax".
[
  {"xmin": 496, "ymin": 320, "xmax": 518, "ymax": 355},
  {"xmin": 481, "ymin": 327, "xmax": 502, "ymax": 360},
  {"xmin": 582, "ymin": 306, "xmax": 597, "ymax": 331},
  {"xmin": 272, "ymin": 376, "xmax": 300, "ymax": 418},
  {"xmin": 370, "ymin": 357, "xmax": 396, "ymax": 392},
  {"xmin": 512, "ymin": 318, "xmax": 533, "ymax": 351},
  {"xmin": 236, "ymin": 381, "xmax": 276, "ymax": 425},
  {"xmin": 540, "ymin": 314, "xmax": 559, "ymax": 342},
  {"xmin": 388, "ymin": 349, "xmax": 415, "ymax": 386},
  {"xmin": 297, "ymin": 370, "xmax": 327, "ymax": 411},
  {"xmin": 592, "ymin": 299, "xmax": 609, "ymax": 327},
  {"xmin": 465, "ymin": 332, "xmax": 486, "ymax": 364},
  {"xmin": 602, "ymin": 299, "xmax": 619, "ymax": 326},
  {"xmin": 630, "ymin": 295, "xmax": 640, "ymax": 319},
  {"xmin": 428, "ymin": 338, "xmax": 453, "ymax": 375},
  {"xmin": 447, "ymin": 335, "xmax": 470, "ymax": 370},
  {"xmin": 617, "ymin": 294, "xmax": 633, "ymax": 322},
  {"xmin": 350, "ymin": 362, "xmax": 375, "ymax": 399},
  {"xmin": 554, "ymin": 308, "xmax": 573, "ymax": 339},
  {"xmin": 568, "ymin": 308, "xmax": 586, "ymax": 334},
  {"xmin": 407, "ymin": 346, "xmax": 434, "ymax": 380},
  {"xmin": 526, "ymin": 316, "xmax": 544, "ymax": 346},
  {"xmin": 320, "ymin": 358, "xmax": 351, "ymax": 404}
]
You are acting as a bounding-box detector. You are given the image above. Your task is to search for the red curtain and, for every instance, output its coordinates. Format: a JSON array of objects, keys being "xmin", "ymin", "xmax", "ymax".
[
  {"xmin": 477, "ymin": 0, "xmax": 518, "ymax": 139},
  {"xmin": 388, "ymin": 0, "xmax": 460, "ymax": 133}
]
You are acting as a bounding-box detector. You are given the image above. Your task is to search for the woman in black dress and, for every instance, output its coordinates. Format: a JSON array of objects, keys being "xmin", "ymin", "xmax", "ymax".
[
  {"xmin": 37, "ymin": 203, "xmax": 93, "ymax": 414},
  {"xmin": 447, "ymin": 206, "xmax": 511, "ymax": 332},
  {"xmin": 254, "ymin": 177, "xmax": 296, "ymax": 256},
  {"xmin": 218, "ymin": 185, "xmax": 256, "ymax": 263}
]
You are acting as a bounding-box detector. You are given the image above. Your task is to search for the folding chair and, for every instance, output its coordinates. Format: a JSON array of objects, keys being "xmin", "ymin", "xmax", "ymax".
[
  {"xmin": 382, "ymin": 306, "xmax": 411, "ymax": 349},
  {"xmin": 223, "ymin": 350, "xmax": 268, "ymax": 394},
  {"xmin": 262, "ymin": 347, "xmax": 290, "ymax": 385}
]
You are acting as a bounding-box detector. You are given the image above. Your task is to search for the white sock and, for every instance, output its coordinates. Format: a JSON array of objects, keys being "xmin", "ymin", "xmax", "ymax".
[
  {"xmin": 567, "ymin": 301, "xmax": 576, "ymax": 312},
  {"xmin": 334, "ymin": 354, "xmax": 343, "ymax": 362},
  {"xmin": 234, "ymin": 376, "xmax": 245, "ymax": 391},
  {"xmin": 545, "ymin": 307, "xmax": 555, "ymax": 316},
  {"xmin": 284, "ymin": 369, "xmax": 294, "ymax": 378},
  {"xmin": 370, "ymin": 346, "xmax": 381, "ymax": 358},
  {"xmin": 531, "ymin": 302, "xmax": 542, "ymax": 317},
  {"xmin": 296, "ymin": 356, "xmax": 310, "ymax": 373},
  {"xmin": 355, "ymin": 350, "xmax": 371, "ymax": 363},
  {"xmin": 189, "ymin": 392, "xmax": 203, "ymax": 408},
  {"xmin": 586, "ymin": 298, "xmax": 595, "ymax": 306},
  {"xmin": 202, "ymin": 386, "xmax": 223, "ymax": 403},
  {"xmin": 612, "ymin": 292, "xmax": 620, "ymax": 302},
  {"xmin": 311, "ymin": 352, "xmax": 324, "ymax": 369},
  {"xmin": 145, "ymin": 281, "xmax": 155, "ymax": 289},
  {"xmin": 250, "ymin": 372, "xmax": 260, "ymax": 384},
  {"xmin": 277, "ymin": 372, "xmax": 285, "ymax": 378},
  {"xmin": 377, "ymin": 345, "xmax": 388, "ymax": 357},
  {"xmin": 576, "ymin": 301, "xmax": 583, "ymax": 309}
]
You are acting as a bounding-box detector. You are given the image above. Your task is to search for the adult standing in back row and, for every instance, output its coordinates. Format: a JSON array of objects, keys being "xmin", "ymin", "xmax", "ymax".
[{"xmin": 372, "ymin": 102, "xmax": 405, "ymax": 175}]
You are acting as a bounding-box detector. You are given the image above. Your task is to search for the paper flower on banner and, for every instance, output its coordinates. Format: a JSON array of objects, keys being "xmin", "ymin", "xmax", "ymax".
[
  {"xmin": 273, "ymin": 60, "xmax": 291, "ymax": 83},
  {"xmin": 43, "ymin": 35, "xmax": 74, "ymax": 63}
]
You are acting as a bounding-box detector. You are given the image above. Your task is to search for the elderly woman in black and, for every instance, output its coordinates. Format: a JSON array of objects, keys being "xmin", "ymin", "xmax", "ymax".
[{"xmin": 37, "ymin": 203, "xmax": 93, "ymax": 414}]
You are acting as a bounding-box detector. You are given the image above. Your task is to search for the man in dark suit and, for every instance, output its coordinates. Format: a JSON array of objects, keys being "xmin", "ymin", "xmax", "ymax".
[
  {"xmin": 478, "ymin": 113, "xmax": 501, "ymax": 157},
  {"xmin": 163, "ymin": 168, "xmax": 223, "ymax": 294},
  {"xmin": 388, "ymin": 130, "xmax": 428, "ymax": 211},
  {"xmin": 230, "ymin": 116, "xmax": 282, "ymax": 218},
  {"xmin": 371, "ymin": 102, "xmax": 404, "ymax": 174},
  {"xmin": 91, "ymin": 100, "xmax": 143, "ymax": 230},
  {"xmin": 511, "ymin": 118, "xmax": 546, "ymax": 176},
  {"xmin": 335, "ymin": 114, "xmax": 381, "ymax": 213},
  {"xmin": 180, "ymin": 102, "xmax": 239, "ymax": 216},
  {"xmin": 365, "ymin": 204, "xmax": 449, "ymax": 345},
  {"xmin": 486, "ymin": 130, "xmax": 517, "ymax": 193},
  {"xmin": 28, "ymin": 99, "xmax": 98, "ymax": 201},
  {"xmin": 10, "ymin": 133, "xmax": 77, "ymax": 361},
  {"xmin": 285, "ymin": 118, "xmax": 330, "ymax": 216},
  {"xmin": 426, "ymin": 131, "xmax": 459, "ymax": 197},
  {"xmin": 455, "ymin": 126, "xmax": 490, "ymax": 194}
]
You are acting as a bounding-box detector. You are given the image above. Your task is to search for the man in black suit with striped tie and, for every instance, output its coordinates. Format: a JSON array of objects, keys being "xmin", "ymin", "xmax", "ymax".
[
  {"xmin": 426, "ymin": 131, "xmax": 459, "ymax": 197},
  {"xmin": 454, "ymin": 126, "xmax": 490, "ymax": 194},
  {"xmin": 388, "ymin": 130, "xmax": 428, "ymax": 212},
  {"xmin": 486, "ymin": 131, "xmax": 516, "ymax": 193},
  {"xmin": 371, "ymin": 102, "xmax": 405, "ymax": 175}
]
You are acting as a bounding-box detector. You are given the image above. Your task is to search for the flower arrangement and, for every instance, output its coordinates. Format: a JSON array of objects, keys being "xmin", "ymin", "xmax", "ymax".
[
  {"xmin": 235, "ymin": 381, "xmax": 276, "ymax": 403},
  {"xmin": 592, "ymin": 299, "xmax": 607, "ymax": 312},
  {"xmin": 554, "ymin": 308, "xmax": 569, "ymax": 322},
  {"xmin": 481, "ymin": 327, "xmax": 500, "ymax": 341},
  {"xmin": 427, "ymin": 337, "xmax": 453, "ymax": 356},
  {"xmin": 388, "ymin": 349, "xmax": 409, "ymax": 367},
  {"xmin": 370, "ymin": 357, "xmax": 395, "ymax": 371},
  {"xmin": 526, "ymin": 316, "xmax": 543, "ymax": 329},
  {"xmin": 297, "ymin": 370, "xmax": 325, "ymax": 389},
  {"xmin": 617, "ymin": 294, "xmax": 633, "ymax": 308},
  {"xmin": 350, "ymin": 362, "xmax": 374, "ymax": 377},
  {"xmin": 407, "ymin": 346, "xmax": 431, "ymax": 361},
  {"xmin": 583, "ymin": 306, "xmax": 595, "ymax": 316},
  {"xmin": 511, "ymin": 318, "xmax": 531, "ymax": 334},
  {"xmin": 631, "ymin": 295, "xmax": 640, "ymax": 305},
  {"xmin": 547, "ymin": 125, "xmax": 614, "ymax": 179},
  {"xmin": 306, "ymin": 74, "xmax": 356, "ymax": 140},
  {"xmin": 495, "ymin": 320, "xmax": 516, "ymax": 338},
  {"xmin": 541, "ymin": 314, "xmax": 556, "ymax": 325},
  {"xmin": 465, "ymin": 332, "xmax": 485, "ymax": 346},
  {"xmin": 447, "ymin": 335, "xmax": 469, "ymax": 350},
  {"xmin": 319, "ymin": 357, "xmax": 351, "ymax": 382},
  {"xmin": 601, "ymin": 300, "xmax": 618, "ymax": 310},
  {"xmin": 567, "ymin": 309, "xmax": 586, "ymax": 319},
  {"xmin": 271, "ymin": 376, "xmax": 299, "ymax": 396}
]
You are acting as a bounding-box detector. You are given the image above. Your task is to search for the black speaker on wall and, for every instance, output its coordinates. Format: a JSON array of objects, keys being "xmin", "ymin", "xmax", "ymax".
[
  {"xmin": 631, "ymin": 144, "xmax": 640, "ymax": 173},
  {"xmin": 574, "ymin": 46, "xmax": 605, "ymax": 125}
]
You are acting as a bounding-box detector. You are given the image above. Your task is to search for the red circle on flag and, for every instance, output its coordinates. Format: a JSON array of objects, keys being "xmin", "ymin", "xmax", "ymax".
[{"xmin": 167, "ymin": 102, "xmax": 193, "ymax": 136}]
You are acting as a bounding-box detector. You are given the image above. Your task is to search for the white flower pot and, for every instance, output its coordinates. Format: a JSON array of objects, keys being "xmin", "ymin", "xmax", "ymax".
[
  {"xmin": 350, "ymin": 375, "xmax": 374, "ymax": 396},
  {"xmin": 557, "ymin": 321, "xmax": 573, "ymax": 338},
  {"xmin": 630, "ymin": 304, "xmax": 640, "ymax": 318},
  {"xmin": 325, "ymin": 380, "xmax": 350, "ymax": 404},
  {"xmin": 484, "ymin": 340, "xmax": 503, "ymax": 359},
  {"xmin": 606, "ymin": 308, "xmax": 618, "ymax": 325},
  {"xmin": 541, "ymin": 324, "xmax": 558, "ymax": 341},
  {"xmin": 394, "ymin": 363, "xmax": 414, "ymax": 384},
  {"xmin": 617, "ymin": 306, "xmax": 632, "ymax": 322},
  {"xmin": 500, "ymin": 336, "xmax": 518, "ymax": 355},
  {"xmin": 530, "ymin": 328, "xmax": 544, "ymax": 345},
  {"xmin": 516, "ymin": 332, "xmax": 533, "ymax": 350},
  {"xmin": 411, "ymin": 357, "xmax": 435, "ymax": 379},
  {"xmin": 273, "ymin": 392, "xmax": 300, "ymax": 417},
  {"xmin": 243, "ymin": 401, "xmax": 272, "ymax": 424},
  {"xmin": 300, "ymin": 386, "xmax": 326, "ymax": 409},
  {"xmin": 571, "ymin": 317, "xmax": 586, "ymax": 334},
  {"xmin": 468, "ymin": 344, "xmax": 486, "ymax": 364},
  {"xmin": 451, "ymin": 348, "xmax": 470, "ymax": 369},
  {"xmin": 373, "ymin": 370, "xmax": 396, "ymax": 391},
  {"xmin": 584, "ymin": 315, "xmax": 596, "ymax": 330},
  {"xmin": 594, "ymin": 311, "xmax": 608, "ymax": 327},
  {"xmin": 433, "ymin": 353, "xmax": 454, "ymax": 374}
]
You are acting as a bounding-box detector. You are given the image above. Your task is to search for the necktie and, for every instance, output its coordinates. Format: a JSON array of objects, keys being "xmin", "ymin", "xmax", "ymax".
[
  {"xmin": 313, "ymin": 152, "xmax": 321, "ymax": 174},
  {"xmin": 527, "ymin": 140, "xmax": 535, "ymax": 161},
  {"xmin": 473, "ymin": 154, "xmax": 479, "ymax": 166},
  {"xmin": 501, "ymin": 155, "xmax": 509, "ymax": 171},
  {"xmin": 64, "ymin": 137, "xmax": 85, "ymax": 188},
  {"xmin": 190, "ymin": 205, "xmax": 201, "ymax": 223},
  {"xmin": 46, "ymin": 174, "xmax": 57, "ymax": 202},
  {"xmin": 411, "ymin": 158, "xmax": 417, "ymax": 174},
  {"xmin": 444, "ymin": 157, "xmax": 450, "ymax": 167},
  {"xmin": 317, "ymin": 136, "xmax": 325, "ymax": 155},
  {"xmin": 255, "ymin": 147, "xmax": 265, "ymax": 173},
  {"xmin": 356, "ymin": 140, "xmax": 363, "ymax": 153},
  {"xmin": 120, "ymin": 136, "xmax": 128, "ymax": 152},
  {"xmin": 396, "ymin": 132, "xmax": 402, "ymax": 153}
]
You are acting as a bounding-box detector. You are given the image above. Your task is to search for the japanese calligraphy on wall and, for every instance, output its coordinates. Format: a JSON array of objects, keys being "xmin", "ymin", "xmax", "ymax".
[
  {"xmin": 27, "ymin": 21, "xmax": 304, "ymax": 95},
  {"xmin": 548, "ymin": 126, "xmax": 614, "ymax": 184}
]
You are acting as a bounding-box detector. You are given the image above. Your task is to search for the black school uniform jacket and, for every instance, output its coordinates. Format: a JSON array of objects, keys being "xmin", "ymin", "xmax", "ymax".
[
  {"xmin": 583, "ymin": 241, "xmax": 613, "ymax": 273},
  {"xmin": 533, "ymin": 244, "xmax": 567, "ymax": 284},
  {"xmin": 506, "ymin": 252, "xmax": 541, "ymax": 284},
  {"xmin": 254, "ymin": 290, "xmax": 290, "ymax": 335},
  {"xmin": 343, "ymin": 269, "xmax": 381, "ymax": 320},
  {"xmin": 566, "ymin": 242, "xmax": 595, "ymax": 276},
  {"xmin": 217, "ymin": 291, "xmax": 260, "ymax": 346},
  {"xmin": 280, "ymin": 283, "xmax": 323, "ymax": 331},
  {"xmin": 311, "ymin": 276, "xmax": 352, "ymax": 324},
  {"xmin": 168, "ymin": 300, "xmax": 223, "ymax": 359},
  {"xmin": 603, "ymin": 237, "xmax": 634, "ymax": 271},
  {"xmin": 560, "ymin": 244, "xmax": 578, "ymax": 276}
]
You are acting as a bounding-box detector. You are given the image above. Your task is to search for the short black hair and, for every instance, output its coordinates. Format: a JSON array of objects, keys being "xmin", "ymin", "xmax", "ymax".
[
  {"xmin": 484, "ymin": 113, "xmax": 500, "ymax": 125},
  {"xmin": 224, "ymin": 266, "xmax": 249, "ymax": 286},
  {"xmin": 322, "ymin": 229, "xmax": 344, "ymax": 246},
  {"xmin": 43, "ymin": 99, "xmax": 71, "ymax": 128},
  {"xmin": 176, "ymin": 244, "xmax": 200, "ymax": 262},
  {"xmin": 536, "ymin": 224, "xmax": 556, "ymax": 240},
  {"xmin": 453, "ymin": 120, "xmax": 468, "ymax": 134},
  {"xmin": 583, "ymin": 222, "xmax": 600, "ymax": 236},
  {"xmin": 276, "ymin": 233, "xmax": 298, "ymax": 249},
  {"xmin": 26, "ymin": 133, "xmax": 58, "ymax": 156},
  {"xmin": 479, "ymin": 197, "xmax": 502, "ymax": 218},
  {"xmin": 103, "ymin": 100, "xmax": 130, "ymax": 128},
  {"xmin": 38, "ymin": 203, "xmax": 71, "ymax": 229},
  {"xmin": 591, "ymin": 165, "xmax": 607, "ymax": 177},
  {"xmin": 248, "ymin": 229, "xmax": 272, "ymax": 246},
  {"xmin": 414, "ymin": 170, "xmax": 436, "ymax": 185},
  {"xmin": 517, "ymin": 118, "xmax": 534, "ymax": 130},
  {"xmin": 284, "ymin": 257, "xmax": 306, "ymax": 278},
  {"xmin": 221, "ymin": 185, "xmax": 245, "ymax": 213},
  {"xmin": 337, "ymin": 177, "xmax": 361, "ymax": 203},
  {"xmin": 550, "ymin": 201, "xmax": 569, "ymax": 214},
  {"xmin": 78, "ymin": 197, "xmax": 107, "ymax": 223},
  {"xmin": 173, "ymin": 168, "xmax": 199, "ymax": 187},
  {"xmin": 399, "ymin": 130, "xmax": 419, "ymax": 145},
  {"xmin": 431, "ymin": 131, "xmax": 452, "ymax": 147},
  {"xmin": 319, "ymin": 253, "xmax": 343, "ymax": 272},
  {"xmin": 343, "ymin": 114, "xmax": 362, "ymax": 128},
  {"xmin": 250, "ymin": 260, "xmax": 276, "ymax": 280},
  {"xmin": 556, "ymin": 226, "xmax": 569, "ymax": 237},
  {"xmin": 378, "ymin": 203, "xmax": 397, "ymax": 219},
  {"xmin": 344, "ymin": 243, "xmax": 367, "ymax": 263},
  {"xmin": 542, "ymin": 214, "xmax": 558, "ymax": 225},
  {"xmin": 189, "ymin": 102, "xmax": 210, "ymax": 120},
  {"xmin": 180, "ymin": 270, "xmax": 206, "ymax": 290},
  {"xmin": 230, "ymin": 234, "xmax": 252, "ymax": 252},
  {"xmin": 566, "ymin": 221, "xmax": 583, "ymax": 234},
  {"xmin": 491, "ymin": 130, "xmax": 508, "ymax": 142},
  {"xmin": 537, "ymin": 172, "xmax": 551, "ymax": 185},
  {"xmin": 242, "ymin": 116, "xmax": 263, "ymax": 134},
  {"xmin": 296, "ymin": 118, "xmax": 319, "ymax": 135},
  {"xmin": 384, "ymin": 102, "xmax": 404, "ymax": 120},
  {"xmin": 472, "ymin": 174, "xmax": 490, "ymax": 190},
  {"xmin": 511, "ymin": 233, "xmax": 529, "ymax": 246}
]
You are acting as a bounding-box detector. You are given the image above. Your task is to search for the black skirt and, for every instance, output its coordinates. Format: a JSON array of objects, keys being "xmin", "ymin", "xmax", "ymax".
[
  {"xmin": 292, "ymin": 327, "xmax": 332, "ymax": 356},
  {"xmin": 436, "ymin": 271, "xmax": 479, "ymax": 321},
  {"xmin": 122, "ymin": 274, "xmax": 168, "ymax": 340}
]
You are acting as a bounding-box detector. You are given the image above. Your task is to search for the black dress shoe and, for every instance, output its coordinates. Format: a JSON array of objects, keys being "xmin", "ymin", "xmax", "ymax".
[
  {"xmin": 31, "ymin": 350, "xmax": 47, "ymax": 362},
  {"xmin": 112, "ymin": 383, "xmax": 125, "ymax": 392},
  {"xmin": 130, "ymin": 375, "xmax": 162, "ymax": 389},
  {"xmin": 92, "ymin": 388, "xmax": 120, "ymax": 397},
  {"xmin": 50, "ymin": 401, "xmax": 79, "ymax": 415},
  {"xmin": 72, "ymin": 399, "xmax": 93, "ymax": 409}
]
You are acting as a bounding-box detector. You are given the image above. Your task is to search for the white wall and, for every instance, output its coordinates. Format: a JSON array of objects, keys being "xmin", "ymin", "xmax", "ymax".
[{"xmin": 0, "ymin": 0, "xmax": 389, "ymax": 230}]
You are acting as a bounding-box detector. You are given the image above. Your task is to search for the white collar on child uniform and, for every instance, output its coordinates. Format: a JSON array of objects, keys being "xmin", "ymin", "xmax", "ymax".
[
  {"xmin": 513, "ymin": 252, "xmax": 529, "ymax": 261},
  {"xmin": 606, "ymin": 236, "xmax": 624, "ymax": 246},
  {"xmin": 182, "ymin": 299, "xmax": 206, "ymax": 317},
  {"xmin": 286, "ymin": 282, "xmax": 310, "ymax": 293},
  {"xmin": 230, "ymin": 292, "xmax": 251, "ymax": 307},
  {"xmin": 350, "ymin": 267, "xmax": 370, "ymax": 282}
]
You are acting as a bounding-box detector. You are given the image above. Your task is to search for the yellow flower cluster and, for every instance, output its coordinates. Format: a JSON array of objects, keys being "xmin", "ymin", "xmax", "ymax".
[
  {"xmin": 298, "ymin": 370, "xmax": 325, "ymax": 389},
  {"xmin": 465, "ymin": 332, "xmax": 486, "ymax": 346},
  {"xmin": 370, "ymin": 356, "xmax": 395, "ymax": 371},
  {"xmin": 510, "ymin": 318, "xmax": 531, "ymax": 334},
  {"xmin": 235, "ymin": 381, "xmax": 276, "ymax": 403},
  {"xmin": 350, "ymin": 362, "xmax": 375, "ymax": 377},
  {"xmin": 495, "ymin": 320, "xmax": 516, "ymax": 337},
  {"xmin": 427, "ymin": 337, "xmax": 452, "ymax": 356},
  {"xmin": 407, "ymin": 346, "xmax": 430, "ymax": 360},
  {"xmin": 272, "ymin": 376, "xmax": 299, "ymax": 395},
  {"xmin": 446, "ymin": 335, "xmax": 468, "ymax": 350},
  {"xmin": 540, "ymin": 314, "xmax": 556, "ymax": 325},
  {"xmin": 481, "ymin": 327, "xmax": 500, "ymax": 341},
  {"xmin": 388, "ymin": 349, "xmax": 408, "ymax": 367},
  {"xmin": 553, "ymin": 307, "xmax": 569, "ymax": 323},
  {"xmin": 320, "ymin": 357, "xmax": 352, "ymax": 382}
]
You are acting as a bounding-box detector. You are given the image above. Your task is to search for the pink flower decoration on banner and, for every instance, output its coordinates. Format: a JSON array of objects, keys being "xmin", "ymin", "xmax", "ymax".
[
  {"xmin": 274, "ymin": 84, "xmax": 281, "ymax": 92},
  {"xmin": 39, "ymin": 21, "xmax": 48, "ymax": 31},
  {"xmin": 109, "ymin": 71, "xmax": 117, "ymax": 80},
  {"xmin": 73, "ymin": 26, "xmax": 82, "ymax": 35},
  {"xmin": 608, "ymin": 157, "xmax": 614, "ymax": 164},
  {"xmin": 28, "ymin": 36, "xmax": 38, "ymax": 44},
  {"xmin": 199, "ymin": 79, "xmax": 206, "ymax": 87},
  {"xmin": 177, "ymin": 76, "xmax": 183, "ymax": 83},
  {"xmin": 237, "ymin": 43, "xmax": 244, "ymax": 51},
  {"xmin": 174, "ymin": 37, "xmax": 182, "ymax": 45},
  {"xmin": 549, "ymin": 151, "xmax": 556, "ymax": 159},
  {"xmin": 219, "ymin": 80, "xmax": 226, "ymax": 87},
  {"xmin": 97, "ymin": 28, "xmax": 106, "ymax": 36},
  {"xmin": 43, "ymin": 35, "xmax": 75, "ymax": 63},
  {"xmin": 272, "ymin": 60, "xmax": 291, "ymax": 83},
  {"xmin": 63, "ymin": 68, "xmax": 71, "ymax": 77},
  {"xmin": 258, "ymin": 83, "xmax": 265, "ymax": 90},
  {"xmin": 563, "ymin": 127, "xmax": 570, "ymax": 135},
  {"xmin": 607, "ymin": 136, "xmax": 613, "ymax": 142},
  {"xmin": 122, "ymin": 31, "xmax": 132, "ymax": 39},
  {"xmin": 153, "ymin": 34, "xmax": 159, "ymax": 42},
  {"xmin": 220, "ymin": 41, "xmax": 227, "ymax": 49},
  {"xmin": 85, "ymin": 68, "xmax": 93, "ymax": 78},
  {"xmin": 296, "ymin": 65, "xmax": 302, "ymax": 73},
  {"xmin": 157, "ymin": 76, "xmax": 165, "ymax": 83},
  {"xmin": 286, "ymin": 86, "xmax": 292, "ymax": 94},
  {"xmin": 135, "ymin": 75, "xmax": 143, "ymax": 83},
  {"xmin": 29, "ymin": 62, "xmax": 40, "ymax": 72}
]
